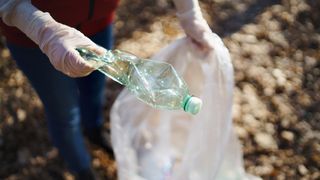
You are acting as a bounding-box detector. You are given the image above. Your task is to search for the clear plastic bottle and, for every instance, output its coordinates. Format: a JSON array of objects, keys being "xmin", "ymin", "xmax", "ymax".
[{"xmin": 76, "ymin": 48, "xmax": 202, "ymax": 115}]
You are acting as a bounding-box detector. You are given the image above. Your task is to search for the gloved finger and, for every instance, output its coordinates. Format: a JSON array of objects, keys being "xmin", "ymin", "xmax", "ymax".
[
  {"xmin": 197, "ymin": 31, "xmax": 215, "ymax": 50},
  {"xmin": 85, "ymin": 45, "xmax": 107, "ymax": 56},
  {"xmin": 63, "ymin": 49, "xmax": 95, "ymax": 77},
  {"xmin": 186, "ymin": 37, "xmax": 215, "ymax": 60},
  {"xmin": 187, "ymin": 32, "xmax": 214, "ymax": 53},
  {"xmin": 185, "ymin": 20, "xmax": 215, "ymax": 50},
  {"xmin": 188, "ymin": 37, "xmax": 211, "ymax": 56},
  {"xmin": 75, "ymin": 38, "xmax": 107, "ymax": 56}
]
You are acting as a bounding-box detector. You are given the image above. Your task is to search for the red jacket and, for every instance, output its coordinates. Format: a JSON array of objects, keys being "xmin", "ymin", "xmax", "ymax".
[{"xmin": 0, "ymin": 0, "xmax": 119, "ymax": 47}]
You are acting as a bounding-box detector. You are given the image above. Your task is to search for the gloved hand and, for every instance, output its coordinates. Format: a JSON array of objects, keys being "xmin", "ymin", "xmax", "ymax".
[
  {"xmin": 173, "ymin": 0, "xmax": 214, "ymax": 51},
  {"xmin": 0, "ymin": 0, "xmax": 105, "ymax": 77}
]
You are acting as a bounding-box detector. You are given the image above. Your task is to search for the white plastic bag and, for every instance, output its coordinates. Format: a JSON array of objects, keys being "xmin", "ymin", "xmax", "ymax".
[{"xmin": 110, "ymin": 34, "xmax": 256, "ymax": 180}]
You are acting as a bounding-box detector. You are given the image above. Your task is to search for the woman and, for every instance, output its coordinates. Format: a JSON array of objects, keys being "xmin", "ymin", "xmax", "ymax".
[{"xmin": 0, "ymin": 0, "xmax": 214, "ymax": 179}]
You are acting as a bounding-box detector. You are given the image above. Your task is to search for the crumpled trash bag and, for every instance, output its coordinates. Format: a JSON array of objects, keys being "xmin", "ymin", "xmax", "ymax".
[{"xmin": 110, "ymin": 34, "xmax": 260, "ymax": 180}]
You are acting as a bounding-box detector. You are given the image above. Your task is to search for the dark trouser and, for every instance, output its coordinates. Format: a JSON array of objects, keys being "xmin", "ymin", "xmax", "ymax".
[{"xmin": 7, "ymin": 24, "xmax": 113, "ymax": 173}]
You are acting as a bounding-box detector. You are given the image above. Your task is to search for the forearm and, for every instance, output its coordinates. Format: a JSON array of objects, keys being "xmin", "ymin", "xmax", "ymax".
[
  {"xmin": 0, "ymin": 0, "xmax": 32, "ymax": 26},
  {"xmin": 0, "ymin": 0, "xmax": 22, "ymax": 24},
  {"xmin": 172, "ymin": 0, "xmax": 200, "ymax": 14},
  {"xmin": 0, "ymin": 0, "xmax": 54, "ymax": 46}
]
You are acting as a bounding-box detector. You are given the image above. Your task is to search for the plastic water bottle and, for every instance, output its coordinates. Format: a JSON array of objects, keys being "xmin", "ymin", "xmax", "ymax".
[{"xmin": 76, "ymin": 48, "xmax": 202, "ymax": 115}]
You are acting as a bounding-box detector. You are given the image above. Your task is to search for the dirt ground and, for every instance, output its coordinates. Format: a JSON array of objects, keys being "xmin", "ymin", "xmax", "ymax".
[{"xmin": 0, "ymin": 0, "xmax": 319, "ymax": 179}]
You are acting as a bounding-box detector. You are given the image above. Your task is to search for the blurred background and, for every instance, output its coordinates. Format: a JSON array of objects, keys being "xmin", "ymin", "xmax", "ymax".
[{"xmin": 0, "ymin": 0, "xmax": 319, "ymax": 179}]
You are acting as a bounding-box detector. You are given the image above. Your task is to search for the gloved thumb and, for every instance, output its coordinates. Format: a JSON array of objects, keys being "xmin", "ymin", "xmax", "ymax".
[{"xmin": 62, "ymin": 49, "xmax": 95, "ymax": 77}]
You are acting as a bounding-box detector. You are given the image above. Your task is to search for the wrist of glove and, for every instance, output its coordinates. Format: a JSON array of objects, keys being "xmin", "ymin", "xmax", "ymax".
[
  {"xmin": 177, "ymin": 7, "xmax": 215, "ymax": 51},
  {"xmin": 5, "ymin": 1, "xmax": 104, "ymax": 77}
]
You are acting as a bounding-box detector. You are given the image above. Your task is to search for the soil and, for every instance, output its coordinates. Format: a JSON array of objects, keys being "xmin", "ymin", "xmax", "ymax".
[{"xmin": 0, "ymin": 0, "xmax": 319, "ymax": 179}]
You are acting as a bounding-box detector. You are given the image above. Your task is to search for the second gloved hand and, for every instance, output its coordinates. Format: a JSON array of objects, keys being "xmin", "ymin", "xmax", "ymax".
[
  {"xmin": 178, "ymin": 8, "xmax": 214, "ymax": 51},
  {"xmin": 173, "ymin": 0, "xmax": 214, "ymax": 51}
]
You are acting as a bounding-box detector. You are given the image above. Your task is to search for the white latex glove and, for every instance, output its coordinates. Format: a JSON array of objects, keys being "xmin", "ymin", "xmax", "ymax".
[
  {"xmin": 173, "ymin": 0, "xmax": 214, "ymax": 51},
  {"xmin": 0, "ymin": 0, "xmax": 105, "ymax": 77}
]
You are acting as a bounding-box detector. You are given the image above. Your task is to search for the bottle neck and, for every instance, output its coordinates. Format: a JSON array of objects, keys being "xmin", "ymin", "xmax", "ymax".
[{"xmin": 182, "ymin": 95, "xmax": 192, "ymax": 112}]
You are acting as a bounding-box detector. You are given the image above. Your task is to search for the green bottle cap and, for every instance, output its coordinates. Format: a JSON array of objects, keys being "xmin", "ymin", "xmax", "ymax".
[{"xmin": 184, "ymin": 96, "xmax": 202, "ymax": 115}]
